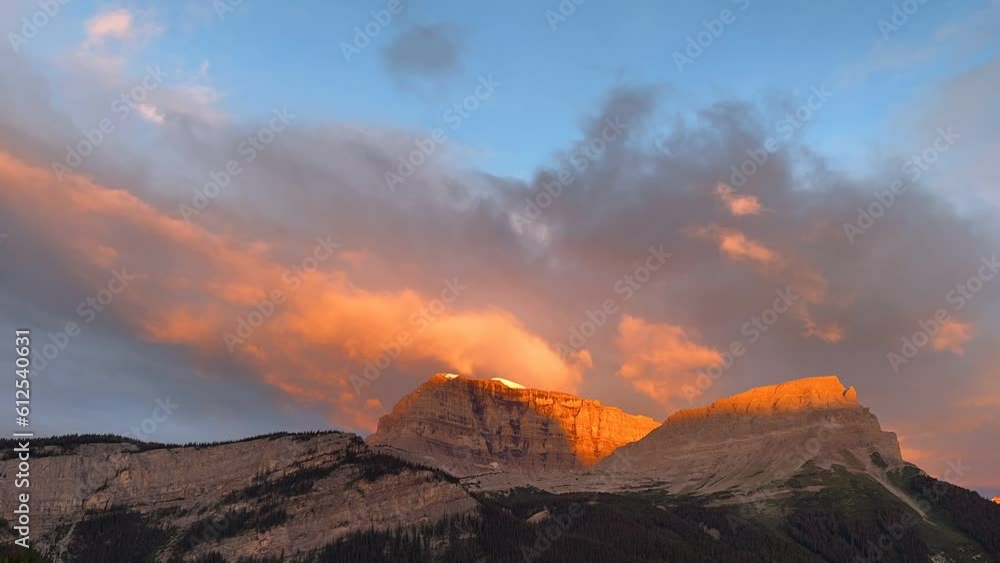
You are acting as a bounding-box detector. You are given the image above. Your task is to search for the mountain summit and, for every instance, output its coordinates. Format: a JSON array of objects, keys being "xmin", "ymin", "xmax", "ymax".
[
  {"xmin": 677, "ymin": 375, "xmax": 859, "ymax": 416},
  {"xmin": 590, "ymin": 374, "xmax": 903, "ymax": 495},
  {"xmin": 367, "ymin": 373, "xmax": 906, "ymax": 498},
  {"xmin": 367, "ymin": 373, "xmax": 659, "ymax": 477}
]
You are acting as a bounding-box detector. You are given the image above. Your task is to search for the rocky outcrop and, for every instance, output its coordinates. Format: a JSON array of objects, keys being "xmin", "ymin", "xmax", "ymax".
[
  {"xmin": 0, "ymin": 432, "xmax": 476, "ymax": 562},
  {"xmin": 590, "ymin": 375, "xmax": 903, "ymax": 494},
  {"xmin": 367, "ymin": 373, "xmax": 659, "ymax": 478}
]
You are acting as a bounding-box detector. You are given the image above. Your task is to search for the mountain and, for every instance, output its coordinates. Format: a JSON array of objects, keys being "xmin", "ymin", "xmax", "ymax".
[
  {"xmin": 3, "ymin": 375, "xmax": 1000, "ymax": 563},
  {"xmin": 366, "ymin": 373, "xmax": 659, "ymax": 479},
  {"xmin": 587, "ymin": 375, "xmax": 905, "ymax": 495},
  {"xmin": 0, "ymin": 432, "xmax": 475, "ymax": 562}
]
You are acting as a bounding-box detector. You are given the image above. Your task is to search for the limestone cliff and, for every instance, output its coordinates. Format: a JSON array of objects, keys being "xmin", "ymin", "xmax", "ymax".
[
  {"xmin": 366, "ymin": 373, "xmax": 659, "ymax": 478},
  {"xmin": 590, "ymin": 375, "xmax": 904, "ymax": 494}
]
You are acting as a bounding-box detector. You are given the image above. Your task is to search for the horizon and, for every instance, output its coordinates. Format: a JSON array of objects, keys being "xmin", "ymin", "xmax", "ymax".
[{"xmin": 1, "ymin": 0, "xmax": 999, "ymax": 508}]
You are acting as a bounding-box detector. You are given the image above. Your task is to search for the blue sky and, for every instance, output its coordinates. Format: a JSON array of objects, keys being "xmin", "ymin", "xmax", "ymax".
[{"xmin": 12, "ymin": 0, "xmax": 996, "ymax": 180}]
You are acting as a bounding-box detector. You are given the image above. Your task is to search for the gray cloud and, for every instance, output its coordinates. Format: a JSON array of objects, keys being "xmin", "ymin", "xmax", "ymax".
[{"xmin": 380, "ymin": 24, "xmax": 463, "ymax": 81}]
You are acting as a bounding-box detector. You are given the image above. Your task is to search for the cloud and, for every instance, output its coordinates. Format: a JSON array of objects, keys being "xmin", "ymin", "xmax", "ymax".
[
  {"xmin": 84, "ymin": 9, "xmax": 134, "ymax": 46},
  {"xmin": 82, "ymin": 8, "xmax": 161, "ymax": 49},
  {"xmin": 152, "ymin": 83, "xmax": 227, "ymax": 124},
  {"xmin": 838, "ymin": 1, "xmax": 1000, "ymax": 87},
  {"xmin": 51, "ymin": 7, "xmax": 224, "ymax": 130},
  {"xmin": 0, "ymin": 149, "xmax": 587, "ymax": 430},
  {"xmin": 901, "ymin": 53, "xmax": 1000, "ymax": 207},
  {"xmin": 381, "ymin": 24, "xmax": 463, "ymax": 82},
  {"xmin": 713, "ymin": 182, "xmax": 764, "ymax": 216},
  {"xmin": 933, "ymin": 320, "xmax": 974, "ymax": 356},
  {"xmin": 802, "ymin": 316, "xmax": 844, "ymax": 344},
  {"xmin": 690, "ymin": 225, "xmax": 781, "ymax": 266},
  {"xmin": 615, "ymin": 316, "xmax": 722, "ymax": 408},
  {"xmin": 136, "ymin": 104, "xmax": 166, "ymax": 125},
  {"xmin": 837, "ymin": 42, "xmax": 937, "ymax": 87}
]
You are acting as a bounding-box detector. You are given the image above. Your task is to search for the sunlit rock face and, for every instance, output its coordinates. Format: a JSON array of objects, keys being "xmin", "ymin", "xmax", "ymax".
[
  {"xmin": 993, "ymin": 496, "xmax": 1000, "ymax": 505},
  {"xmin": 367, "ymin": 373, "xmax": 660, "ymax": 477},
  {"xmin": 591, "ymin": 376, "xmax": 904, "ymax": 494}
]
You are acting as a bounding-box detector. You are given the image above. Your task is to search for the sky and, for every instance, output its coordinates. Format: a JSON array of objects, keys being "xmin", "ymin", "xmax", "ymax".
[{"xmin": 0, "ymin": 0, "xmax": 997, "ymax": 497}]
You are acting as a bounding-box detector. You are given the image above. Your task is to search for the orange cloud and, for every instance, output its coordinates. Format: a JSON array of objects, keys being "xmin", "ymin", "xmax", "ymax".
[
  {"xmin": 720, "ymin": 231, "xmax": 779, "ymax": 264},
  {"xmin": 0, "ymin": 152, "xmax": 586, "ymax": 430},
  {"xmin": 802, "ymin": 315, "xmax": 844, "ymax": 343},
  {"xmin": 274, "ymin": 275, "xmax": 588, "ymax": 393},
  {"xmin": 933, "ymin": 320, "xmax": 973, "ymax": 356},
  {"xmin": 615, "ymin": 315, "xmax": 722, "ymax": 408},
  {"xmin": 713, "ymin": 182, "xmax": 764, "ymax": 216},
  {"xmin": 690, "ymin": 225, "xmax": 780, "ymax": 266}
]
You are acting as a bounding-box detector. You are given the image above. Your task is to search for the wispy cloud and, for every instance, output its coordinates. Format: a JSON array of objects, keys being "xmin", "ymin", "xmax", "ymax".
[
  {"xmin": 714, "ymin": 182, "xmax": 764, "ymax": 216},
  {"xmin": 84, "ymin": 9, "xmax": 134, "ymax": 47},
  {"xmin": 690, "ymin": 225, "xmax": 780, "ymax": 266},
  {"xmin": 933, "ymin": 320, "xmax": 974, "ymax": 356}
]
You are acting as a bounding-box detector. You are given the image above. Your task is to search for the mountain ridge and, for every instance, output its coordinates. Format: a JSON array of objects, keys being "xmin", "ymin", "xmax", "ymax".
[
  {"xmin": 367, "ymin": 373, "xmax": 660, "ymax": 477},
  {"xmin": 5, "ymin": 374, "xmax": 998, "ymax": 562}
]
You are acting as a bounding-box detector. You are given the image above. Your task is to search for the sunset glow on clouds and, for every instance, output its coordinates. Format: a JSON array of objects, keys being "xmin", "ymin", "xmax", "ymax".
[
  {"xmin": 84, "ymin": 9, "xmax": 134, "ymax": 46},
  {"xmin": 713, "ymin": 183, "xmax": 764, "ymax": 216},
  {"xmin": 1, "ymin": 2, "xmax": 999, "ymax": 496},
  {"xmin": 933, "ymin": 320, "xmax": 974, "ymax": 356},
  {"xmin": 0, "ymin": 151, "xmax": 585, "ymax": 429},
  {"xmin": 615, "ymin": 316, "xmax": 722, "ymax": 407},
  {"xmin": 691, "ymin": 225, "xmax": 781, "ymax": 266}
]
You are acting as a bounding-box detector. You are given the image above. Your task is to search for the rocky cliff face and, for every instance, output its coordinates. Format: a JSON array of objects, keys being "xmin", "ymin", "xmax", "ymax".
[
  {"xmin": 590, "ymin": 375, "xmax": 904, "ymax": 494},
  {"xmin": 367, "ymin": 373, "xmax": 660, "ymax": 478},
  {"xmin": 0, "ymin": 432, "xmax": 476, "ymax": 562}
]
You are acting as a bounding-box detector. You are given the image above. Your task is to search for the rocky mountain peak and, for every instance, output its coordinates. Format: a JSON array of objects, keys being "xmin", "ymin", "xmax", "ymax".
[
  {"xmin": 590, "ymin": 375, "xmax": 902, "ymax": 495},
  {"xmin": 669, "ymin": 375, "xmax": 860, "ymax": 423},
  {"xmin": 367, "ymin": 373, "xmax": 659, "ymax": 477}
]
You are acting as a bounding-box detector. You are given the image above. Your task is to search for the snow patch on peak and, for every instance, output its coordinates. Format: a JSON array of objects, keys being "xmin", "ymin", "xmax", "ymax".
[
  {"xmin": 443, "ymin": 373, "xmax": 460, "ymax": 380},
  {"xmin": 491, "ymin": 377, "xmax": 526, "ymax": 389}
]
